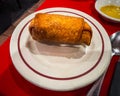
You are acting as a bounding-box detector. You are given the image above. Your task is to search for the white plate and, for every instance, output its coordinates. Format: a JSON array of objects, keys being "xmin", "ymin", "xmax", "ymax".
[{"xmin": 10, "ymin": 7, "xmax": 112, "ymax": 91}]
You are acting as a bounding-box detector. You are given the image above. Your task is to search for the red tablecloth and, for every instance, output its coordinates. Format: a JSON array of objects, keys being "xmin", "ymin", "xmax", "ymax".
[{"xmin": 0, "ymin": 0, "xmax": 120, "ymax": 96}]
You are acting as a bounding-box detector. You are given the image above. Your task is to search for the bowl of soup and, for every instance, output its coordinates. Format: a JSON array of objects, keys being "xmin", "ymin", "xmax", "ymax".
[{"xmin": 95, "ymin": 0, "xmax": 120, "ymax": 23}]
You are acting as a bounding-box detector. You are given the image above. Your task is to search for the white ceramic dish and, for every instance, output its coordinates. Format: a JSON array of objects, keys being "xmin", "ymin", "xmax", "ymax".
[
  {"xmin": 95, "ymin": 0, "xmax": 120, "ymax": 23},
  {"xmin": 10, "ymin": 7, "xmax": 112, "ymax": 91}
]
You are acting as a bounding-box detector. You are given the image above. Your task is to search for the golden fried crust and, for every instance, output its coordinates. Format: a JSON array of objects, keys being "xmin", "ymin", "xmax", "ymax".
[{"xmin": 29, "ymin": 13, "xmax": 92, "ymax": 45}]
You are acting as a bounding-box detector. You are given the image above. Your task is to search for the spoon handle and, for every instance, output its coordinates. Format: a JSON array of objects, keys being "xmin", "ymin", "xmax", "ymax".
[{"xmin": 108, "ymin": 61, "xmax": 120, "ymax": 96}]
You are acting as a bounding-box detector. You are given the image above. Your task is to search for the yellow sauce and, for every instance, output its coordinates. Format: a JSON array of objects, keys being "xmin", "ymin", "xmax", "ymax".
[{"xmin": 100, "ymin": 5, "xmax": 120, "ymax": 19}]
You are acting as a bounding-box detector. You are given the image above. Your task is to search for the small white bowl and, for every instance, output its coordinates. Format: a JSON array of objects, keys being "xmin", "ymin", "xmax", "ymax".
[{"xmin": 95, "ymin": 0, "xmax": 120, "ymax": 23}]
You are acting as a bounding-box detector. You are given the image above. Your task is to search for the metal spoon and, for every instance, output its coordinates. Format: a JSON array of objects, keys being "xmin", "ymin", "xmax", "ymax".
[
  {"xmin": 108, "ymin": 31, "xmax": 120, "ymax": 96},
  {"xmin": 111, "ymin": 31, "xmax": 120, "ymax": 56}
]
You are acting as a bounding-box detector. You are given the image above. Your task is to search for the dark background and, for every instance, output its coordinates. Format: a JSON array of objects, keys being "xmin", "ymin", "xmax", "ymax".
[{"xmin": 0, "ymin": 0, "xmax": 39, "ymax": 34}]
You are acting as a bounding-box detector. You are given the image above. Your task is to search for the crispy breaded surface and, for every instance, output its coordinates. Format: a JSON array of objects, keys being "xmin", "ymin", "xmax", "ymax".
[{"xmin": 29, "ymin": 13, "xmax": 92, "ymax": 45}]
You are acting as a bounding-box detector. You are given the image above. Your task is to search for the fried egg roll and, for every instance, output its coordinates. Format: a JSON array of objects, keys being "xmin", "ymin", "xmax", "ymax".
[{"xmin": 29, "ymin": 13, "xmax": 92, "ymax": 45}]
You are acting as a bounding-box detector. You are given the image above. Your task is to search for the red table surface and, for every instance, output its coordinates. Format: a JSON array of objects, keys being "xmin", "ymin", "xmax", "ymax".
[{"xmin": 0, "ymin": 0, "xmax": 120, "ymax": 96}]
